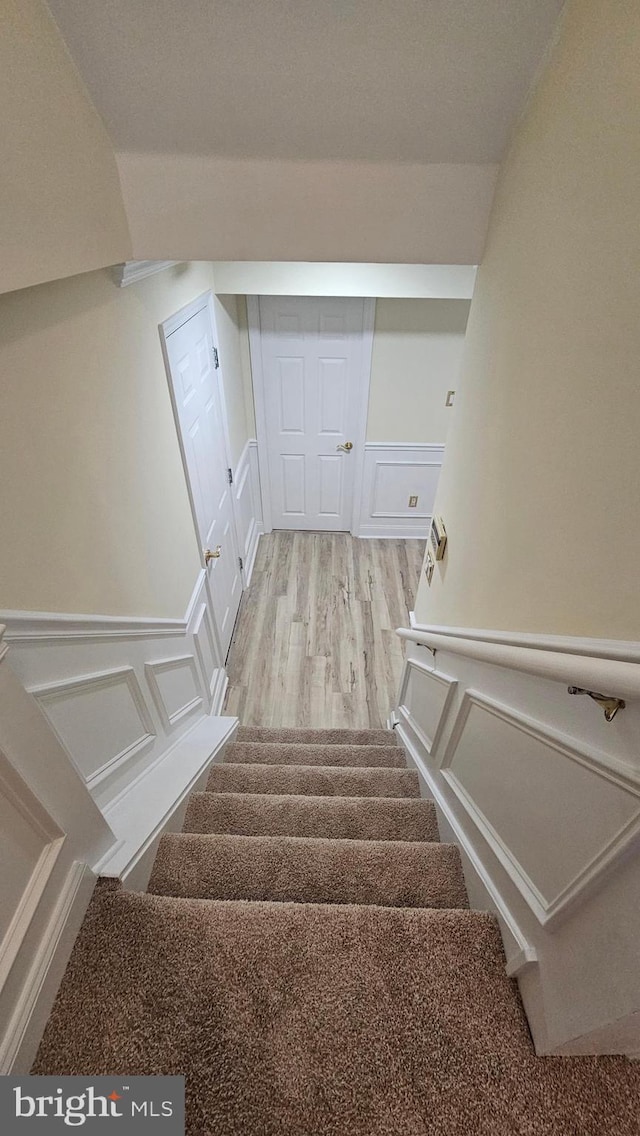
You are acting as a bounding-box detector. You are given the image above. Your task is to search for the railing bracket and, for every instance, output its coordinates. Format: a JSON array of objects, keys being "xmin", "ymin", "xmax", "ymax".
[{"xmin": 567, "ymin": 686, "xmax": 626, "ymax": 723}]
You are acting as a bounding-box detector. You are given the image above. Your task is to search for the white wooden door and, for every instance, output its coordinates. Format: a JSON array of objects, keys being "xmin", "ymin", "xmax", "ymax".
[
  {"xmin": 164, "ymin": 298, "xmax": 242, "ymax": 659},
  {"xmin": 257, "ymin": 296, "xmax": 369, "ymax": 531}
]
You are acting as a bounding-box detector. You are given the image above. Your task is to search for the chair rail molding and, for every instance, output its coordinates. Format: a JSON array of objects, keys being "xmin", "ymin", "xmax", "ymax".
[
  {"xmin": 356, "ymin": 443, "xmax": 444, "ymax": 538},
  {"xmin": 394, "ymin": 624, "xmax": 640, "ymax": 1056}
]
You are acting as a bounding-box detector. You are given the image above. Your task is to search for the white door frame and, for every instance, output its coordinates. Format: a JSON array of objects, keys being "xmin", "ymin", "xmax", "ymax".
[
  {"xmin": 247, "ymin": 295, "xmax": 375, "ymax": 535},
  {"xmin": 159, "ymin": 290, "xmax": 246, "ymax": 652}
]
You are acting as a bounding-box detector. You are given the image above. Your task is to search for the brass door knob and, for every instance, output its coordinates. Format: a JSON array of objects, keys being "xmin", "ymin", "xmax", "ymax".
[
  {"xmin": 204, "ymin": 546, "xmax": 221, "ymax": 563},
  {"xmin": 337, "ymin": 441, "xmax": 354, "ymax": 452}
]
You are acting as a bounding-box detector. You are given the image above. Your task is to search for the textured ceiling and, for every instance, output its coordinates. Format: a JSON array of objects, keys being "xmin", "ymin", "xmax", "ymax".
[{"xmin": 48, "ymin": 0, "xmax": 564, "ymax": 163}]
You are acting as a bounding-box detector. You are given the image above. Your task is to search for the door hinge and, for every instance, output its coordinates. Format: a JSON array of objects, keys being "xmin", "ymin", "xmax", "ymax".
[
  {"xmin": 212, "ymin": 346, "xmax": 219, "ymax": 369},
  {"xmin": 227, "ymin": 467, "xmax": 233, "ymax": 485},
  {"xmin": 238, "ymin": 556, "xmax": 244, "ymax": 571}
]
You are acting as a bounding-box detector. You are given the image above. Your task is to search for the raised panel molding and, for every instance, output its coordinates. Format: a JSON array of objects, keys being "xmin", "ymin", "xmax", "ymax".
[
  {"xmin": 393, "ymin": 627, "xmax": 640, "ymax": 1055},
  {"xmin": 397, "ymin": 658, "xmax": 457, "ymax": 760},
  {"xmin": 29, "ymin": 667, "xmax": 156, "ymax": 792},
  {"xmin": 440, "ymin": 691, "xmax": 640, "ymax": 928},
  {"xmin": 191, "ymin": 603, "xmax": 218, "ymax": 705},
  {"xmin": 0, "ymin": 862, "xmax": 94, "ymax": 1074},
  {"xmin": 144, "ymin": 655, "xmax": 204, "ymax": 732},
  {"xmin": 357, "ymin": 443, "xmax": 444, "ymax": 538},
  {"xmin": 0, "ymin": 756, "xmax": 65, "ymax": 994},
  {"xmin": 392, "ymin": 715, "xmax": 537, "ymax": 979},
  {"xmin": 1, "ymin": 568, "xmax": 227, "ymax": 812}
]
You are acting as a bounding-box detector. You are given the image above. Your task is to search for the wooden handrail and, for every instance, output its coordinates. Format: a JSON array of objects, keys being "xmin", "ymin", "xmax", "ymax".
[{"xmin": 396, "ymin": 627, "xmax": 640, "ymax": 705}]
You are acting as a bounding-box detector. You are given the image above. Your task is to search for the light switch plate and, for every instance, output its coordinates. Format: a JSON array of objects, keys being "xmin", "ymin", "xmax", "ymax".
[{"xmin": 408, "ymin": 495, "xmax": 418, "ymax": 508}]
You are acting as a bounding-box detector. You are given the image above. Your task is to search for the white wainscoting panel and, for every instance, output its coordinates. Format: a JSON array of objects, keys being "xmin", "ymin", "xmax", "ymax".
[
  {"xmin": 0, "ymin": 754, "xmax": 64, "ymax": 994},
  {"xmin": 0, "ymin": 629, "xmax": 113, "ymax": 1072},
  {"xmin": 440, "ymin": 691, "xmax": 640, "ymax": 927},
  {"xmin": 145, "ymin": 655, "xmax": 204, "ymax": 732},
  {"xmin": 357, "ymin": 443, "xmax": 444, "ymax": 538},
  {"xmin": 392, "ymin": 639, "xmax": 640, "ymax": 1055},
  {"xmin": 234, "ymin": 439, "xmax": 263, "ymax": 585},
  {"xmin": 396, "ymin": 657, "xmax": 456, "ymax": 759},
  {"xmin": 30, "ymin": 667, "xmax": 156, "ymax": 795},
  {"xmin": 1, "ymin": 570, "xmax": 226, "ymax": 812},
  {"xmin": 192, "ymin": 602, "xmax": 219, "ymax": 704}
]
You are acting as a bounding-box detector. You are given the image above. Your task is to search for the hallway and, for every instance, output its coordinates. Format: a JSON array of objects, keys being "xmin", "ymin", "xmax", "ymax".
[{"xmin": 224, "ymin": 532, "xmax": 425, "ymax": 729}]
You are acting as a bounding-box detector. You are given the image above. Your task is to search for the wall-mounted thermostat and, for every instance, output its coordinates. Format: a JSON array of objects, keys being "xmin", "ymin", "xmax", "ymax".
[
  {"xmin": 425, "ymin": 550, "xmax": 435, "ymax": 585},
  {"xmin": 429, "ymin": 515, "xmax": 447, "ymax": 561}
]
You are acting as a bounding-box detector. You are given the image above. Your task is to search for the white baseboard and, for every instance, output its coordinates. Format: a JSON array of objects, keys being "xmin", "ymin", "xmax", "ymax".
[
  {"xmin": 97, "ymin": 714, "xmax": 238, "ymax": 890},
  {"xmin": 0, "ymin": 861, "xmax": 96, "ymax": 1074}
]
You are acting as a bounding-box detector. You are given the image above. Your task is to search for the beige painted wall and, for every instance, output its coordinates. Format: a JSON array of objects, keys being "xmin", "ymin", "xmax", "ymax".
[
  {"xmin": 117, "ymin": 152, "xmax": 497, "ymax": 265},
  {"xmin": 211, "ymin": 263, "xmax": 476, "ymax": 299},
  {"xmin": 0, "ymin": 263, "xmax": 223, "ymax": 618},
  {"xmin": 415, "ymin": 0, "xmax": 640, "ymax": 640},
  {"xmin": 367, "ymin": 300, "xmax": 469, "ymax": 444},
  {"xmin": 0, "ymin": 0, "xmax": 130, "ymax": 296}
]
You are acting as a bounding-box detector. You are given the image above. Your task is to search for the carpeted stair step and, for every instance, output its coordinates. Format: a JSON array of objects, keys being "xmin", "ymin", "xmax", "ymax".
[
  {"xmin": 207, "ymin": 762, "xmax": 421, "ymax": 798},
  {"xmin": 236, "ymin": 725, "xmax": 398, "ymax": 747},
  {"xmin": 33, "ymin": 886, "xmax": 640, "ymax": 1136},
  {"xmin": 148, "ymin": 832, "xmax": 467, "ymax": 908},
  {"xmin": 184, "ymin": 791, "xmax": 439, "ymax": 842},
  {"xmin": 225, "ymin": 740, "xmax": 405, "ymax": 768}
]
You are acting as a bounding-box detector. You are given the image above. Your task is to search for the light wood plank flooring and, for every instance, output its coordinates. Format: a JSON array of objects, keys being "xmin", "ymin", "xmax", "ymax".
[{"xmin": 224, "ymin": 532, "xmax": 425, "ymax": 729}]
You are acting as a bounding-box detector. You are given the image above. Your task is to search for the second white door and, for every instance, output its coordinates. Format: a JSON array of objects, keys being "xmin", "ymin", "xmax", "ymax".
[
  {"xmin": 257, "ymin": 296, "xmax": 369, "ymax": 531},
  {"xmin": 163, "ymin": 296, "xmax": 242, "ymax": 660}
]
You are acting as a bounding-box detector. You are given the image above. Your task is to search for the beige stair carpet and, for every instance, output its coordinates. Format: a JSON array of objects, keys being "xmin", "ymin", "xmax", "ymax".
[
  {"xmin": 237, "ymin": 725, "xmax": 398, "ymax": 747},
  {"xmin": 35, "ymin": 724, "xmax": 640, "ymax": 1133},
  {"xmin": 184, "ymin": 790, "xmax": 439, "ymax": 841},
  {"xmin": 33, "ymin": 887, "xmax": 640, "ymax": 1136},
  {"xmin": 148, "ymin": 832, "xmax": 467, "ymax": 908},
  {"xmin": 207, "ymin": 761, "xmax": 421, "ymax": 798},
  {"xmin": 225, "ymin": 740, "xmax": 405, "ymax": 768}
]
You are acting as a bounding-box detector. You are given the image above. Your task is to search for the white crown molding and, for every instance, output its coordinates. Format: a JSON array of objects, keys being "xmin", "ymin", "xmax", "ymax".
[{"xmin": 112, "ymin": 260, "xmax": 181, "ymax": 287}]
